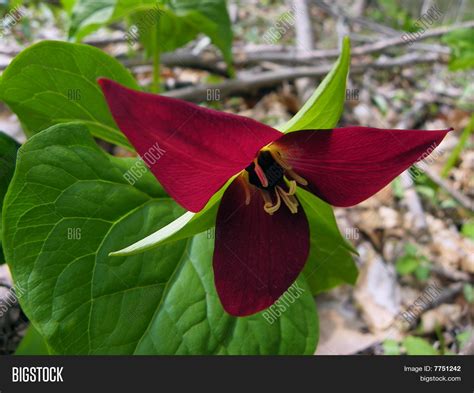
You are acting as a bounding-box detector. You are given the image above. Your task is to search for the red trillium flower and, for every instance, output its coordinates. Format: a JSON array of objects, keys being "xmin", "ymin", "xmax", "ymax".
[{"xmin": 99, "ymin": 78, "xmax": 451, "ymax": 317}]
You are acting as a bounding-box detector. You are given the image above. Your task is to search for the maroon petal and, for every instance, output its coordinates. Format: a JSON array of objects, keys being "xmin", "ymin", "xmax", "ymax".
[
  {"xmin": 213, "ymin": 177, "xmax": 309, "ymax": 316},
  {"xmin": 98, "ymin": 78, "xmax": 281, "ymax": 212},
  {"xmin": 274, "ymin": 127, "xmax": 451, "ymax": 207}
]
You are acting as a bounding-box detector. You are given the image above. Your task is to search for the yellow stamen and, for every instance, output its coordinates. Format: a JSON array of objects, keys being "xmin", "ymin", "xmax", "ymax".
[
  {"xmin": 267, "ymin": 148, "xmax": 292, "ymax": 170},
  {"xmin": 243, "ymin": 147, "xmax": 308, "ymax": 215},
  {"xmin": 286, "ymin": 168, "xmax": 308, "ymax": 186},
  {"xmin": 262, "ymin": 190, "xmax": 281, "ymax": 215},
  {"xmin": 276, "ymin": 186, "xmax": 299, "ymax": 214},
  {"xmin": 266, "ymin": 147, "xmax": 308, "ymax": 186},
  {"xmin": 261, "ymin": 189, "xmax": 273, "ymax": 205},
  {"xmin": 240, "ymin": 172, "xmax": 251, "ymax": 205},
  {"xmin": 286, "ymin": 179, "xmax": 297, "ymax": 195}
]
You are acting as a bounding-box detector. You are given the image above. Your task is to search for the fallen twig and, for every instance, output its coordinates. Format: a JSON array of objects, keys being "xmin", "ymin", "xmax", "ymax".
[
  {"xmin": 404, "ymin": 282, "xmax": 464, "ymax": 330},
  {"xmin": 430, "ymin": 265, "xmax": 472, "ymax": 283},
  {"xmin": 229, "ymin": 20, "xmax": 473, "ymax": 65},
  {"xmin": 164, "ymin": 52, "xmax": 442, "ymax": 101},
  {"xmin": 400, "ymin": 171, "xmax": 431, "ymax": 242},
  {"xmin": 122, "ymin": 52, "xmax": 231, "ymax": 77}
]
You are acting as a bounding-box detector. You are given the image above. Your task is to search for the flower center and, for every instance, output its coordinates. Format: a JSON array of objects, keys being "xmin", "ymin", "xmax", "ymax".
[
  {"xmin": 245, "ymin": 150, "xmax": 284, "ymax": 189},
  {"xmin": 242, "ymin": 148, "xmax": 308, "ymax": 215}
]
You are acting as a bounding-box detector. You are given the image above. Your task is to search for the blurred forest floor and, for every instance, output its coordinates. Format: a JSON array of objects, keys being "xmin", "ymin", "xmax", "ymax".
[{"xmin": 0, "ymin": 0, "xmax": 473, "ymax": 355}]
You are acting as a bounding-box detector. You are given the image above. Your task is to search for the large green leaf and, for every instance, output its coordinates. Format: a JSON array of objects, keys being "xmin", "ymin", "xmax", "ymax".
[
  {"xmin": 280, "ymin": 36, "xmax": 351, "ymax": 132},
  {"xmin": 15, "ymin": 325, "xmax": 50, "ymax": 355},
  {"xmin": 70, "ymin": 0, "xmax": 233, "ymax": 68},
  {"xmin": 0, "ymin": 132, "xmax": 20, "ymax": 264},
  {"xmin": 69, "ymin": 0, "xmax": 116, "ymax": 40},
  {"xmin": 3, "ymin": 123, "xmax": 317, "ymax": 354},
  {"xmin": 169, "ymin": 0, "xmax": 233, "ymax": 66},
  {"xmin": 0, "ymin": 132, "xmax": 20, "ymax": 205},
  {"xmin": 109, "ymin": 184, "xmax": 226, "ymax": 256},
  {"xmin": 298, "ymin": 189, "xmax": 358, "ymax": 294},
  {"xmin": 134, "ymin": 7, "xmax": 198, "ymax": 55},
  {"xmin": 0, "ymin": 40, "xmax": 138, "ymax": 149}
]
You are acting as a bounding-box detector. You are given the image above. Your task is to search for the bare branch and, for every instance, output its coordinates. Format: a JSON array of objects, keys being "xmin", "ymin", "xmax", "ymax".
[{"xmin": 165, "ymin": 52, "xmax": 442, "ymax": 101}]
